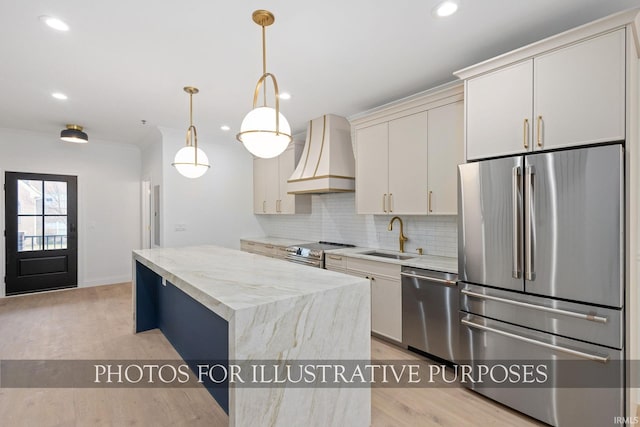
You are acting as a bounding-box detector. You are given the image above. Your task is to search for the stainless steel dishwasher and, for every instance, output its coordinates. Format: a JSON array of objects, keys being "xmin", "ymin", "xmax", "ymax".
[{"xmin": 401, "ymin": 266, "xmax": 459, "ymax": 363}]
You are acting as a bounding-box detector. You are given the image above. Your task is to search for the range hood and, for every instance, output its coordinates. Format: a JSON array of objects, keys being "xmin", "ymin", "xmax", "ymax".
[{"xmin": 287, "ymin": 114, "xmax": 355, "ymax": 194}]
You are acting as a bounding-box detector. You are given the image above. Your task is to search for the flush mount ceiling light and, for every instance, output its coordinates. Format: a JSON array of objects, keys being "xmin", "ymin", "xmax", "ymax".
[
  {"xmin": 39, "ymin": 15, "xmax": 69, "ymax": 31},
  {"xmin": 51, "ymin": 92, "xmax": 68, "ymax": 100},
  {"xmin": 220, "ymin": 125, "xmax": 231, "ymax": 131},
  {"xmin": 278, "ymin": 92, "xmax": 291, "ymax": 100},
  {"xmin": 172, "ymin": 86, "xmax": 210, "ymax": 179},
  {"xmin": 236, "ymin": 10, "xmax": 292, "ymax": 159},
  {"xmin": 432, "ymin": 1, "xmax": 459, "ymax": 18},
  {"xmin": 60, "ymin": 124, "xmax": 88, "ymax": 143}
]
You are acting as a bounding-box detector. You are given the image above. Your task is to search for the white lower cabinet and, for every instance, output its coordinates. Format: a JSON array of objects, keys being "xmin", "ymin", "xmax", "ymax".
[
  {"xmin": 345, "ymin": 257, "xmax": 402, "ymax": 342},
  {"xmin": 324, "ymin": 253, "xmax": 347, "ymax": 273},
  {"xmin": 240, "ymin": 240, "xmax": 288, "ymax": 259}
]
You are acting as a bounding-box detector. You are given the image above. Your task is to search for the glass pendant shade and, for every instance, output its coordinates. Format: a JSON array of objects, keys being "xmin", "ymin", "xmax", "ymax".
[
  {"xmin": 237, "ymin": 10, "xmax": 292, "ymax": 159},
  {"xmin": 173, "ymin": 146, "xmax": 210, "ymax": 179},
  {"xmin": 239, "ymin": 106, "xmax": 291, "ymax": 159},
  {"xmin": 172, "ymin": 86, "xmax": 210, "ymax": 178}
]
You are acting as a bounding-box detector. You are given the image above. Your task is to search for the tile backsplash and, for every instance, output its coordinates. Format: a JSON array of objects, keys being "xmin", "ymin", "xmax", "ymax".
[{"xmin": 256, "ymin": 193, "xmax": 458, "ymax": 258}]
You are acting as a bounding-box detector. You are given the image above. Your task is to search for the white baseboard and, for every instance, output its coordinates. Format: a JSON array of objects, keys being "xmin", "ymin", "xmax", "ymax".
[{"xmin": 80, "ymin": 275, "xmax": 131, "ymax": 287}]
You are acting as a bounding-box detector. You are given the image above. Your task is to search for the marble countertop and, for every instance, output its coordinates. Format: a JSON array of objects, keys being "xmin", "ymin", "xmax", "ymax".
[
  {"xmin": 325, "ymin": 247, "xmax": 458, "ymax": 274},
  {"xmin": 240, "ymin": 236, "xmax": 314, "ymax": 247},
  {"xmin": 133, "ymin": 245, "xmax": 368, "ymax": 321}
]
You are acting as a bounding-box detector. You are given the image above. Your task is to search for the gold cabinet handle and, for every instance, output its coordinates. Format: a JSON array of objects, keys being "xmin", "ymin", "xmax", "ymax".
[
  {"xmin": 263, "ymin": 200, "xmax": 266, "ymax": 213},
  {"xmin": 523, "ymin": 118, "xmax": 529, "ymax": 149},
  {"xmin": 389, "ymin": 193, "xmax": 393, "ymax": 213},
  {"xmin": 327, "ymin": 255, "xmax": 343, "ymax": 261},
  {"xmin": 537, "ymin": 115, "xmax": 542, "ymax": 148},
  {"xmin": 428, "ymin": 191, "xmax": 433, "ymax": 213},
  {"xmin": 265, "ymin": 245, "xmax": 274, "ymax": 249},
  {"xmin": 247, "ymin": 242, "xmax": 256, "ymax": 246},
  {"xmin": 383, "ymin": 194, "xmax": 387, "ymax": 213}
]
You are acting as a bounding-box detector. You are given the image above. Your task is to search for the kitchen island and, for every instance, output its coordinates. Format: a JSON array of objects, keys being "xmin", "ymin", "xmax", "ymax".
[{"xmin": 132, "ymin": 245, "xmax": 371, "ymax": 427}]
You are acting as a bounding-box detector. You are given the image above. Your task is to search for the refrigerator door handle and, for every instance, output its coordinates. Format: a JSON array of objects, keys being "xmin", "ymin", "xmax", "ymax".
[
  {"xmin": 512, "ymin": 166, "xmax": 522, "ymax": 279},
  {"xmin": 461, "ymin": 289, "xmax": 608, "ymax": 323},
  {"xmin": 461, "ymin": 318, "xmax": 609, "ymax": 363},
  {"xmin": 525, "ymin": 165, "xmax": 535, "ymax": 281}
]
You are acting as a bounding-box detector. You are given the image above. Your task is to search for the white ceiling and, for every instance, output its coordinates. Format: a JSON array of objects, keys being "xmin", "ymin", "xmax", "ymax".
[{"xmin": 2, "ymin": 1, "xmax": 638, "ymax": 148}]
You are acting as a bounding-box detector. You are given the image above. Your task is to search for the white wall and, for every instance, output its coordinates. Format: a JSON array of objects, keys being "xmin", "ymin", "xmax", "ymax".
[
  {"xmin": 158, "ymin": 127, "xmax": 262, "ymax": 249},
  {"xmin": 0, "ymin": 127, "xmax": 141, "ymax": 296},
  {"xmin": 140, "ymin": 128, "xmax": 163, "ymax": 247}
]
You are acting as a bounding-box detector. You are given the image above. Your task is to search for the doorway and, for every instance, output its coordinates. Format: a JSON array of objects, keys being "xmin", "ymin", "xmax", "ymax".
[{"xmin": 4, "ymin": 172, "xmax": 78, "ymax": 295}]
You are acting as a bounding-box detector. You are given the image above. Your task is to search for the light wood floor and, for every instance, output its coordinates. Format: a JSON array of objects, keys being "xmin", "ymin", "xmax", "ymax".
[{"xmin": 0, "ymin": 283, "xmax": 543, "ymax": 426}]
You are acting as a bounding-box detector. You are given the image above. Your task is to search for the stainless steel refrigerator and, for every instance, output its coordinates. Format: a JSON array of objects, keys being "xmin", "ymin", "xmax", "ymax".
[{"xmin": 457, "ymin": 143, "xmax": 624, "ymax": 427}]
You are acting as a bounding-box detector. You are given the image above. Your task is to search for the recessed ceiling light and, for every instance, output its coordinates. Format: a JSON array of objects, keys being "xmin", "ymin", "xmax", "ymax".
[
  {"xmin": 51, "ymin": 92, "xmax": 68, "ymax": 100},
  {"xmin": 279, "ymin": 92, "xmax": 291, "ymax": 100},
  {"xmin": 432, "ymin": 1, "xmax": 458, "ymax": 18},
  {"xmin": 39, "ymin": 15, "xmax": 69, "ymax": 31},
  {"xmin": 220, "ymin": 125, "xmax": 231, "ymax": 131}
]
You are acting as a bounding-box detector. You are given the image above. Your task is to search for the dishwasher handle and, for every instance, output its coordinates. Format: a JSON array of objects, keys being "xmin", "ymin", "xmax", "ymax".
[{"xmin": 400, "ymin": 272, "xmax": 457, "ymax": 286}]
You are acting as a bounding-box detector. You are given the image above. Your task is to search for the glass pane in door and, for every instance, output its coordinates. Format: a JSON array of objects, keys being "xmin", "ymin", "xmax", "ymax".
[
  {"xmin": 44, "ymin": 216, "xmax": 67, "ymax": 250},
  {"xmin": 44, "ymin": 181, "xmax": 67, "ymax": 215},
  {"xmin": 18, "ymin": 216, "xmax": 43, "ymax": 251},
  {"xmin": 18, "ymin": 180, "xmax": 43, "ymax": 214}
]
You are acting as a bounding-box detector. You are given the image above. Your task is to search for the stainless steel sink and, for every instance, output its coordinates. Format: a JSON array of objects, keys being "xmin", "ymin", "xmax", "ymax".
[{"xmin": 361, "ymin": 251, "xmax": 417, "ymax": 260}]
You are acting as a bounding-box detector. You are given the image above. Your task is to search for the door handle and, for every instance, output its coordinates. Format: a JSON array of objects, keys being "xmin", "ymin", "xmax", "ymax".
[
  {"xmin": 400, "ymin": 272, "xmax": 457, "ymax": 286},
  {"xmin": 537, "ymin": 116, "xmax": 543, "ymax": 148},
  {"xmin": 525, "ymin": 165, "xmax": 535, "ymax": 281},
  {"xmin": 461, "ymin": 318, "xmax": 609, "ymax": 363},
  {"xmin": 461, "ymin": 289, "xmax": 607, "ymax": 323},
  {"xmin": 70, "ymin": 223, "xmax": 76, "ymax": 234},
  {"xmin": 512, "ymin": 166, "xmax": 521, "ymax": 279}
]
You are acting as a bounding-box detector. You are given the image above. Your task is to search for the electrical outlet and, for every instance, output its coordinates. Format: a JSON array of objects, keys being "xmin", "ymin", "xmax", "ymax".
[{"xmin": 175, "ymin": 224, "xmax": 186, "ymax": 232}]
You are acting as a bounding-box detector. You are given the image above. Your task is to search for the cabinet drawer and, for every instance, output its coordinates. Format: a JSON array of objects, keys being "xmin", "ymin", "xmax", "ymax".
[
  {"xmin": 240, "ymin": 240, "xmax": 258, "ymax": 253},
  {"xmin": 346, "ymin": 257, "xmax": 401, "ymax": 280},
  {"xmin": 240, "ymin": 240, "xmax": 273, "ymax": 256},
  {"xmin": 273, "ymin": 245, "xmax": 289, "ymax": 260},
  {"xmin": 325, "ymin": 253, "xmax": 347, "ymax": 271}
]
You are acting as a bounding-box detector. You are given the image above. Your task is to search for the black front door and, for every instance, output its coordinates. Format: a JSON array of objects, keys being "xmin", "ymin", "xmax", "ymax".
[{"xmin": 5, "ymin": 172, "xmax": 78, "ymax": 295}]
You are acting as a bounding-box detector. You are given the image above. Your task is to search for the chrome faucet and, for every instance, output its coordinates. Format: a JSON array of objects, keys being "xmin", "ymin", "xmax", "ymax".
[{"xmin": 387, "ymin": 216, "xmax": 408, "ymax": 253}]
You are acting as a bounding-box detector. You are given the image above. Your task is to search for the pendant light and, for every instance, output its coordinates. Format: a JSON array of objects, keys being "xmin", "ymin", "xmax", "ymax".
[
  {"xmin": 236, "ymin": 10, "xmax": 292, "ymax": 159},
  {"xmin": 172, "ymin": 86, "xmax": 210, "ymax": 178},
  {"xmin": 60, "ymin": 124, "xmax": 88, "ymax": 143}
]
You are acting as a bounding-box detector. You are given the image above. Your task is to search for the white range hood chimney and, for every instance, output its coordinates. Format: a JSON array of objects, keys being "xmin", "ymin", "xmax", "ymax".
[{"xmin": 287, "ymin": 114, "xmax": 355, "ymax": 194}]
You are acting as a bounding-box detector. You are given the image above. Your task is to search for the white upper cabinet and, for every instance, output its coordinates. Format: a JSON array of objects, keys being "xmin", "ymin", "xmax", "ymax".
[
  {"xmin": 428, "ymin": 101, "xmax": 464, "ymax": 214},
  {"xmin": 356, "ymin": 122, "xmax": 389, "ymax": 214},
  {"xmin": 277, "ymin": 147, "xmax": 297, "ymax": 214},
  {"xmin": 534, "ymin": 29, "xmax": 625, "ymax": 150},
  {"xmin": 253, "ymin": 142, "xmax": 311, "ymax": 215},
  {"xmin": 464, "ymin": 28, "xmax": 626, "ymax": 160},
  {"xmin": 466, "ymin": 61, "xmax": 533, "ymax": 160},
  {"xmin": 354, "ymin": 83, "xmax": 464, "ymax": 215},
  {"xmin": 388, "ymin": 112, "xmax": 429, "ymax": 214}
]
